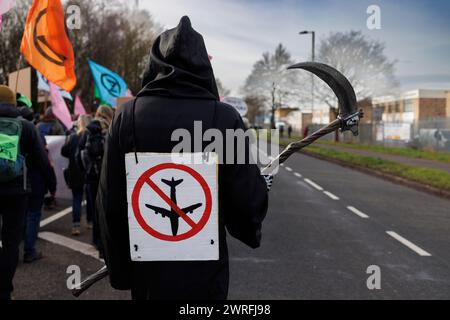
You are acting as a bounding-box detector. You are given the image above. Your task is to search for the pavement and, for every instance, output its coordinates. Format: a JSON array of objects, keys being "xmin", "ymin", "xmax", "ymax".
[
  {"xmin": 9, "ymin": 152, "xmax": 450, "ymax": 300},
  {"xmin": 314, "ymin": 143, "xmax": 450, "ymax": 173}
]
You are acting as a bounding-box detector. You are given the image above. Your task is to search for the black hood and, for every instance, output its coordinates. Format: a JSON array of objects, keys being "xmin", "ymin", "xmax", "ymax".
[
  {"xmin": 87, "ymin": 119, "xmax": 104, "ymax": 134},
  {"xmin": 140, "ymin": 16, "xmax": 219, "ymax": 100}
]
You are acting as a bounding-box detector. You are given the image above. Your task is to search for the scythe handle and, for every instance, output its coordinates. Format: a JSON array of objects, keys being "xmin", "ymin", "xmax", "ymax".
[
  {"xmin": 261, "ymin": 119, "xmax": 341, "ymax": 175},
  {"xmin": 71, "ymin": 265, "xmax": 109, "ymax": 297}
]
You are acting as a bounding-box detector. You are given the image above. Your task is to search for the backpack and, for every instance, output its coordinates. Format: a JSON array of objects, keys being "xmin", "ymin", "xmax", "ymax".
[
  {"xmin": 0, "ymin": 117, "xmax": 26, "ymax": 184},
  {"xmin": 81, "ymin": 126, "xmax": 105, "ymax": 179}
]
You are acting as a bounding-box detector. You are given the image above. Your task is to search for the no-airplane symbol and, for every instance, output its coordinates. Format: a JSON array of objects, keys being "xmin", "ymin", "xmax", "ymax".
[{"xmin": 131, "ymin": 163, "xmax": 212, "ymax": 242}]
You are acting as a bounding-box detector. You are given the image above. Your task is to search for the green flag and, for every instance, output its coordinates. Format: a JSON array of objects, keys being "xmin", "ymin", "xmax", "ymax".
[{"xmin": 94, "ymin": 85, "xmax": 110, "ymax": 106}]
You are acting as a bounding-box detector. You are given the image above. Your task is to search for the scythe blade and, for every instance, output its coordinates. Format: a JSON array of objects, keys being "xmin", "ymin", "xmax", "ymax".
[
  {"xmin": 288, "ymin": 62, "xmax": 357, "ymax": 118},
  {"xmin": 261, "ymin": 62, "xmax": 363, "ymax": 175}
]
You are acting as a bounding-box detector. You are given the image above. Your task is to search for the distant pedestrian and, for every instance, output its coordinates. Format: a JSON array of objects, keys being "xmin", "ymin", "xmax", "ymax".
[
  {"xmin": 288, "ymin": 125, "xmax": 293, "ymax": 139},
  {"xmin": 37, "ymin": 107, "xmax": 65, "ymax": 136},
  {"xmin": 279, "ymin": 125, "xmax": 285, "ymax": 138},
  {"xmin": 0, "ymin": 85, "xmax": 54, "ymax": 300},
  {"xmin": 62, "ymin": 114, "xmax": 92, "ymax": 235},
  {"xmin": 303, "ymin": 125, "xmax": 309, "ymax": 138},
  {"xmin": 77, "ymin": 105, "xmax": 113, "ymax": 253}
]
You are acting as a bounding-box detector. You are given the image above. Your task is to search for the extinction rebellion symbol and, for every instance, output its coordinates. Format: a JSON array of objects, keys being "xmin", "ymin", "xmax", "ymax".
[
  {"xmin": 33, "ymin": 9, "xmax": 66, "ymax": 66},
  {"xmin": 100, "ymin": 74, "xmax": 122, "ymax": 97}
]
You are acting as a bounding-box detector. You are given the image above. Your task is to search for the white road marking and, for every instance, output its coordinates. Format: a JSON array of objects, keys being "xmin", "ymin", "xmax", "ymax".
[
  {"xmin": 304, "ymin": 178, "xmax": 324, "ymax": 191},
  {"xmin": 40, "ymin": 202, "xmax": 86, "ymax": 228},
  {"xmin": 38, "ymin": 232, "xmax": 102, "ymax": 261},
  {"xmin": 285, "ymin": 167, "xmax": 293, "ymax": 172},
  {"xmin": 386, "ymin": 231, "xmax": 432, "ymax": 257},
  {"xmin": 294, "ymin": 172, "xmax": 302, "ymax": 178},
  {"xmin": 40, "ymin": 207, "xmax": 73, "ymax": 227},
  {"xmin": 323, "ymin": 191, "xmax": 340, "ymax": 200},
  {"xmin": 347, "ymin": 206, "xmax": 369, "ymax": 219}
]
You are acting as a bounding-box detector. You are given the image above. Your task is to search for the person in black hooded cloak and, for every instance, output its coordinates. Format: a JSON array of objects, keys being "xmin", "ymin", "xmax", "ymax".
[{"xmin": 96, "ymin": 16, "xmax": 268, "ymax": 300}]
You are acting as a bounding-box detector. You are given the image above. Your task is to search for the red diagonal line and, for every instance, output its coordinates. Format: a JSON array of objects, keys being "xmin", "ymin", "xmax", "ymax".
[{"xmin": 145, "ymin": 178, "xmax": 197, "ymax": 229}]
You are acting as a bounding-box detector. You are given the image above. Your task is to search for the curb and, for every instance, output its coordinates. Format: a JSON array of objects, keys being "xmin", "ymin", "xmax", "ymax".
[{"xmin": 300, "ymin": 150, "xmax": 450, "ymax": 200}]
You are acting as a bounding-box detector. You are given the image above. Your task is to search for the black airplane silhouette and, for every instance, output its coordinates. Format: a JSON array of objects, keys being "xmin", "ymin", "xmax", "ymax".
[{"xmin": 145, "ymin": 177, "xmax": 202, "ymax": 236}]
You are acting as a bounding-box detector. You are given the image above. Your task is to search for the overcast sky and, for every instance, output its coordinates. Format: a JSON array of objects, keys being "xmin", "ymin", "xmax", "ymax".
[{"xmin": 140, "ymin": 0, "xmax": 450, "ymax": 97}]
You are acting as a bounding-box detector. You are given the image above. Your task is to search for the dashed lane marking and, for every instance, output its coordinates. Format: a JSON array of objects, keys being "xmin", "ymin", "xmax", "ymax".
[
  {"xmin": 347, "ymin": 206, "xmax": 369, "ymax": 219},
  {"xmin": 386, "ymin": 231, "xmax": 432, "ymax": 257},
  {"xmin": 323, "ymin": 191, "xmax": 340, "ymax": 200},
  {"xmin": 285, "ymin": 167, "xmax": 293, "ymax": 172},
  {"xmin": 294, "ymin": 172, "xmax": 302, "ymax": 178},
  {"xmin": 304, "ymin": 178, "xmax": 324, "ymax": 191}
]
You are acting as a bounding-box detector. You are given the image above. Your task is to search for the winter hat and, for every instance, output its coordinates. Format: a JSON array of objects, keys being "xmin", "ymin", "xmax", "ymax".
[{"xmin": 0, "ymin": 85, "xmax": 16, "ymax": 105}]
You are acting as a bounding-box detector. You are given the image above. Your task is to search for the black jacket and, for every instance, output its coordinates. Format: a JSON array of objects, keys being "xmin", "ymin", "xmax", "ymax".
[
  {"xmin": 96, "ymin": 16, "xmax": 268, "ymax": 300},
  {"xmin": 61, "ymin": 133, "xmax": 85, "ymax": 190},
  {"xmin": 76, "ymin": 120, "xmax": 106, "ymax": 184},
  {"xmin": 0, "ymin": 104, "xmax": 56, "ymax": 196}
]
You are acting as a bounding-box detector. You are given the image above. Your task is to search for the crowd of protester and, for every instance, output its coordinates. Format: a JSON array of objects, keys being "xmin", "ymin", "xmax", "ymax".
[{"xmin": 0, "ymin": 85, "xmax": 112, "ymax": 300}]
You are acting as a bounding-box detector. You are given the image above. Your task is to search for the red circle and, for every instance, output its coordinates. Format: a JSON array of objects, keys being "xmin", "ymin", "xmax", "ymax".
[{"xmin": 131, "ymin": 163, "xmax": 212, "ymax": 242}]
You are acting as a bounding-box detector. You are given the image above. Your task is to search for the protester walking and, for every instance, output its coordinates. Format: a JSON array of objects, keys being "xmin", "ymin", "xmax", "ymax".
[
  {"xmin": 23, "ymin": 108, "xmax": 57, "ymax": 263},
  {"xmin": 77, "ymin": 106, "xmax": 113, "ymax": 253},
  {"xmin": 36, "ymin": 107, "xmax": 65, "ymax": 136},
  {"xmin": 62, "ymin": 114, "xmax": 92, "ymax": 235},
  {"xmin": 0, "ymin": 85, "xmax": 55, "ymax": 300}
]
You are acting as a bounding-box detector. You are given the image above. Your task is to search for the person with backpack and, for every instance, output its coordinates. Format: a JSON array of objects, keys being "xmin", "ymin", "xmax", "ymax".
[
  {"xmin": 23, "ymin": 108, "xmax": 57, "ymax": 263},
  {"xmin": 36, "ymin": 107, "xmax": 65, "ymax": 136},
  {"xmin": 77, "ymin": 105, "xmax": 113, "ymax": 253},
  {"xmin": 0, "ymin": 85, "xmax": 55, "ymax": 300},
  {"xmin": 62, "ymin": 114, "xmax": 92, "ymax": 236}
]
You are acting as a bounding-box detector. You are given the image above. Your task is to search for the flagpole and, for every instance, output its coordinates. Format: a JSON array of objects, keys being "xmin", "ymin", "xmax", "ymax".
[{"xmin": 14, "ymin": 55, "xmax": 23, "ymax": 94}]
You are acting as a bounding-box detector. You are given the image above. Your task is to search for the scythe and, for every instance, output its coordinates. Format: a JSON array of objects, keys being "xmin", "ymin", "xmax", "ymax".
[
  {"xmin": 71, "ymin": 62, "xmax": 362, "ymax": 297},
  {"xmin": 261, "ymin": 62, "xmax": 363, "ymax": 175}
]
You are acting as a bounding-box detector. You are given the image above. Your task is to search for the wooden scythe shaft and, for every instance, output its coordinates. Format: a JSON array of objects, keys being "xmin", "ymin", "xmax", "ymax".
[{"xmin": 261, "ymin": 119, "xmax": 342, "ymax": 175}]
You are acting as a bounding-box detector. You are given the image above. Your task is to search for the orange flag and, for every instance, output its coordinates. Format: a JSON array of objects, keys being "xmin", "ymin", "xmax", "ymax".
[{"xmin": 20, "ymin": 0, "xmax": 76, "ymax": 91}]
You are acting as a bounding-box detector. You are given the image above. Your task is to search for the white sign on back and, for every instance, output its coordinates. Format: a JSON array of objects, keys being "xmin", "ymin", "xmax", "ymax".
[{"xmin": 125, "ymin": 152, "xmax": 219, "ymax": 261}]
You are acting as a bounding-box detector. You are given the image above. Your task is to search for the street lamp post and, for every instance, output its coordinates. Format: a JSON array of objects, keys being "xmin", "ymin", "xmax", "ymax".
[{"xmin": 299, "ymin": 30, "xmax": 316, "ymax": 121}]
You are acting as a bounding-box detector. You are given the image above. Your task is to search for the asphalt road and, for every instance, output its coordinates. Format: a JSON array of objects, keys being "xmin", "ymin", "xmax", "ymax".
[{"xmin": 11, "ymin": 152, "xmax": 450, "ymax": 300}]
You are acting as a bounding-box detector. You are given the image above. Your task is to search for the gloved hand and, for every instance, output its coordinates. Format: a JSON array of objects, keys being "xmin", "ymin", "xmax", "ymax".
[
  {"xmin": 44, "ymin": 195, "xmax": 56, "ymax": 209},
  {"xmin": 262, "ymin": 174, "xmax": 274, "ymax": 192}
]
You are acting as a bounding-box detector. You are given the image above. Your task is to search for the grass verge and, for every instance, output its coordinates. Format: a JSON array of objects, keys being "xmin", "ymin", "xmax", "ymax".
[
  {"xmin": 315, "ymin": 140, "xmax": 450, "ymax": 163},
  {"xmin": 301, "ymin": 145, "xmax": 450, "ymax": 192}
]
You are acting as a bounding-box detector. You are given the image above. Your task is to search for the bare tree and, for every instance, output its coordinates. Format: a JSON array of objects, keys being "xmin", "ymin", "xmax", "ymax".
[
  {"xmin": 215, "ymin": 78, "xmax": 230, "ymax": 97},
  {"xmin": 244, "ymin": 95, "xmax": 266, "ymax": 125},
  {"xmin": 0, "ymin": 0, "xmax": 160, "ymax": 111},
  {"xmin": 242, "ymin": 44, "xmax": 307, "ymax": 129},
  {"xmin": 0, "ymin": 0, "xmax": 31, "ymax": 84},
  {"xmin": 68, "ymin": 0, "xmax": 160, "ymax": 110},
  {"xmin": 315, "ymin": 31, "xmax": 399, "ymax": 111}
]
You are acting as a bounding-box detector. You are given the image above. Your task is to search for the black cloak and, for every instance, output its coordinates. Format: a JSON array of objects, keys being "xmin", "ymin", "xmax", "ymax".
[{"xmin": 96, "ymin": 16, "xmax": 268, "ymax": 300}]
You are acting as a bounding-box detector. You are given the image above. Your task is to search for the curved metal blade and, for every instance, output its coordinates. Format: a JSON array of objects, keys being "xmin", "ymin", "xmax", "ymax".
[{"xmin": 288, "ymin": 62, "xmax": 357, "ymax": 118}]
